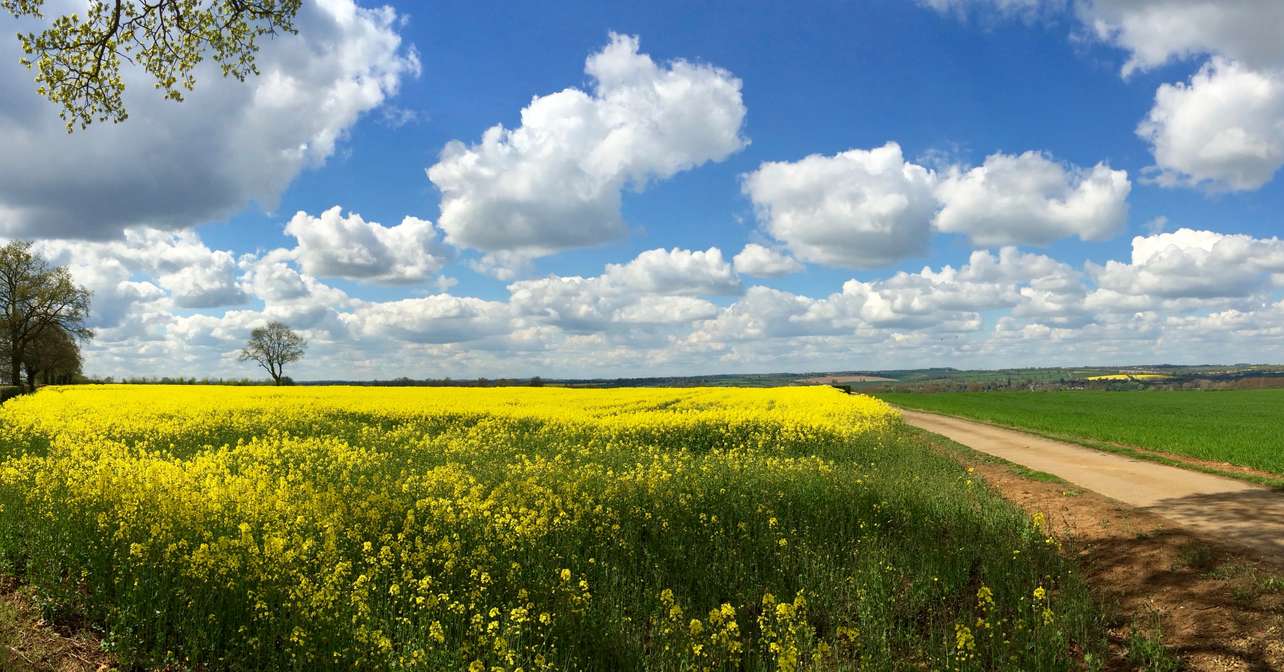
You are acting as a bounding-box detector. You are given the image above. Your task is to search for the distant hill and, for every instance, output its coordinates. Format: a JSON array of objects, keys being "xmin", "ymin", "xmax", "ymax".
[{"xmin": 90, "ymin": 363, "xmax": 1284, "ymax": 391}]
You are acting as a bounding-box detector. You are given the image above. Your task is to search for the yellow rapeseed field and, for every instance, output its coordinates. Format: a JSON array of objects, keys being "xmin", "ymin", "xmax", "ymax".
[{"xmin": 0, "ymin": 385, "xmax": 1101, "ymax": 670}]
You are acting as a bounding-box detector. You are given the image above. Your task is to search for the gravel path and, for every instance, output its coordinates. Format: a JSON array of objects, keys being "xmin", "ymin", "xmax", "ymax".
[{"xmin": 901, "ymin": 409, "xmax": 1284, "ymax": 561}]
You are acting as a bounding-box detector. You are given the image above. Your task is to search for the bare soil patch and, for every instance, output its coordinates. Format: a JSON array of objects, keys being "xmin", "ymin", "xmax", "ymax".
[
  {"xmin": 902, "ymin": 409, "xmax": 1284, "ymax": 560},
  {"xmin": 0, "ymin": 577, "xmax": 113, "ymax": 672},
  {"xmin": 918, "ymin": 428, "xmax": 1284, "ymax": 671}
]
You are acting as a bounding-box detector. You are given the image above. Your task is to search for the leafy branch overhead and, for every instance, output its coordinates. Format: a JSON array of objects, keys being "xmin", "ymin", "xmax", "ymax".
[{"xmin": 3, "ymin": 0, "xmax": 303, "ymax": 131}]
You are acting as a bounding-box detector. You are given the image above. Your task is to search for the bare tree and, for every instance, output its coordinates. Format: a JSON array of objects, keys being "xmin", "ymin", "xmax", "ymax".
[
  {"xmin": 0, "ymin": 241, "xmax": 93, "ymax": 391},
  {"xmin": 239, "ymin": 321, "xmax": 305, "ymax": 385},
  {"xmin": 22, "ymin": 324, "xmax": 83, "ymax": 388}
]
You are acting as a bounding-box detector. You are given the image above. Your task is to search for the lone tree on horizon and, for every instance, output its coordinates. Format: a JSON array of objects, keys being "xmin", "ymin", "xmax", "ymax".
[
  {"xmin": 239, "ymin": 321, "xmax": 305, "ymax": 385},
  {"xmin": 0, "ymin": 241, "xmax": 92, "ymax": 391}
]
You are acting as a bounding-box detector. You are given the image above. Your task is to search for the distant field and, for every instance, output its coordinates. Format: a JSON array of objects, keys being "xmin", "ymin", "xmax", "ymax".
[
  {"xmin": 877, "ymin": 390, "xmax": 1284, "ymax": 475},
  {"xmin": 1084, "ymin": 373, "xmax": 1172, "ymax": 381},
  {"xmin": 797, "ymin": 374, "xmax": 896, "ymax": 384}
]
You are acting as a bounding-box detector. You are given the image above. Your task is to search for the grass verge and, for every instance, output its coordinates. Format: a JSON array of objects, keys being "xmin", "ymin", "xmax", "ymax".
[{"xmin": 885, "ymin": 400, "xmax": 1284, "ymax": 491}]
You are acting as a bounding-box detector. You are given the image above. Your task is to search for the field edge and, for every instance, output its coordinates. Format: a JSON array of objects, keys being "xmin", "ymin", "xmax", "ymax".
[
  {"xmin": 907, "ymin": 425, "xmax": 1284, "ymax": 671},
  {"xmin": 885, "ymin": 403, "xmax": 1284, "ymax": 491}
]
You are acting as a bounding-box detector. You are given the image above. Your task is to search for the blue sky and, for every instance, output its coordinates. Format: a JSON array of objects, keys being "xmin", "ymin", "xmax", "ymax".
[{"xmin": 3, "ymin": 0, "xmax": 1284, "ymax": 379}]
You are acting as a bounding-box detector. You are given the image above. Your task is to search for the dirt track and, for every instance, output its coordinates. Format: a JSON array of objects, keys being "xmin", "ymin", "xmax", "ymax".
[{"xmin": 901, "ymin": 409, "xmax": 1284, "ymax": 561}]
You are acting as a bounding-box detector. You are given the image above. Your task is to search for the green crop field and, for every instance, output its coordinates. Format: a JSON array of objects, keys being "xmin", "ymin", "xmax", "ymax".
[{"xmin": 877, "ymin": 390, "xmax": 1284, "ymax": 475}]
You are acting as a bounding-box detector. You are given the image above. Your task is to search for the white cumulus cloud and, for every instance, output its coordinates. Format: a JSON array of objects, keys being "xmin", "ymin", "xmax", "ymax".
[
  {"xmin": 508, "ymin": 246, "xmax": 738, "ymax": 332},
  {"xmin": 745, "ymin": 144, "xmax": 1130, "ymax": 265},
  {"xmin": 347, "ymin": 295, "xmax": 514, "ymax": 344},
  {"xmin": 284, "ymin": 206, "xmax": 450, "ymax": 283},
  {"xmin": 922, "ymin": 0, "xmax": 1284, "ymax": 193},
  {"xmin": 1137, "ymin": 59, "xmax": 1284, "ymax": 192},
  {"xmin": 933, "ymin": 151, "xmax": 1130, "ymax": 246},
  {"xmin": 602, "ymin": 247, "xmax": 740, "ymax": 296},
  {"xmin": 732, "ymin": 244, "xmax": 804, "ymax": 277},
  {"xmin": 426, "ymin": 33, "xmax": 747, "ymax": 266},
  {"xmin": 1076, "ymin": 1, "xmax": 1284, "ymax": 191},
  {"xmin": 742, "ymin": 142, "xmax": 939, "ymax": 269},
  {"xmin": 1078, "ymin": 0, "xmax": 1284, "ymax": 76},
  {"xmin": 31, "ymin": 228, "xmax": 248, "ymax": 322},
  {"xmin": 1090, "ymin": 228, "xmax": 1284, "ymax": 302}
]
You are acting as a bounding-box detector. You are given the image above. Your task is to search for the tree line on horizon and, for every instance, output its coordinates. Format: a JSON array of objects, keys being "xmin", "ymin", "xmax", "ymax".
[
  {"xmin": 0, "ymin": 241, "xmax": 91, "ymax": 394},
  {"xmin": 0, "ymin": 240, "xmax": 313, "ymax": 394}
]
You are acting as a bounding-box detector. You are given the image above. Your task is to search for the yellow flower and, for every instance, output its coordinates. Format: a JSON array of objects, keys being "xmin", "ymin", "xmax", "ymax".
[
  {"xmin": 955, "ymin": 623, "xmax": 975, "ymax": 653},
  {"xmin": 976, "ymin": 585, "xmax": 994, "ymax": 610}
]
